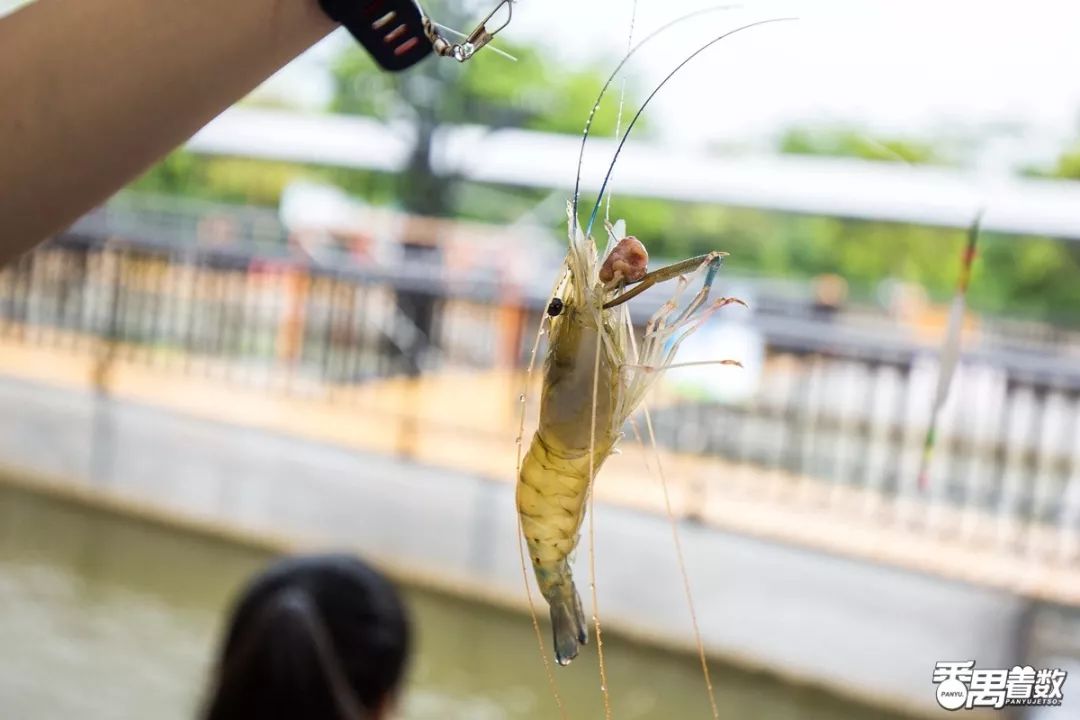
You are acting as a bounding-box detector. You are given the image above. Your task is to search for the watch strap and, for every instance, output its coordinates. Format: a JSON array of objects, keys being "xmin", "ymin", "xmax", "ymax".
[{"xmin": 319, "ymin": 0, "xmax": 433, "ymax": 72}]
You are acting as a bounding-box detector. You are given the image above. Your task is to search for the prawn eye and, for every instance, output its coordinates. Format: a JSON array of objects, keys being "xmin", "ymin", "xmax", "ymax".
[{"xmin": 546, "ymin": 298, "xmax": 564, "ymax": 317}]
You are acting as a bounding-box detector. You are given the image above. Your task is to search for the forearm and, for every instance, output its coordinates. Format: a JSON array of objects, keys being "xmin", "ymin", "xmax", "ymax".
[{"xmin": 0, "ymin": 0, "xmax": 335, "ymax": 259}]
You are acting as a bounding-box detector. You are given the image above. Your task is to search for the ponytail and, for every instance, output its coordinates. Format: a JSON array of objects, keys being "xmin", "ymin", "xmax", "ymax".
[{"xmin": 201, "ymin": 554, "xmax": 409, "ymax": 720}]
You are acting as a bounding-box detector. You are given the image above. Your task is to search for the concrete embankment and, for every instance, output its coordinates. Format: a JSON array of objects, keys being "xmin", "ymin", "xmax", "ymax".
[{"xmin": 3, "ymin": 373, "xmax": 1076, "ymax": 717}]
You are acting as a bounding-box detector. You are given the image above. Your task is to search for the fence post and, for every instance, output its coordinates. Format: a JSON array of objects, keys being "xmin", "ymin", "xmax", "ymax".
[
  {"xmin": 276, "ymin": 264, "xmax": 310, "ymax": 380},
  {"xmin": 89, "ymin": 243, "xmax": 122, "ymax": 487}
]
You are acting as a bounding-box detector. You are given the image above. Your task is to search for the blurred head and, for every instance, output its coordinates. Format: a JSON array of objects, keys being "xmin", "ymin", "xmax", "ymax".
[{"xmin": 202, "ymin": 553, "xmax": 411, "ymax": 720}]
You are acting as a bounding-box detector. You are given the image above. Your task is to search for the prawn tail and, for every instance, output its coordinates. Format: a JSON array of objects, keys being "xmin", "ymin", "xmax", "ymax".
[
  {"xmin": 518, "ymin": 437, "xmax": 594, "ymax": 665},
  {"xmin": 547, "ymin": 568, "xmax": 588, "ymax": 666}
]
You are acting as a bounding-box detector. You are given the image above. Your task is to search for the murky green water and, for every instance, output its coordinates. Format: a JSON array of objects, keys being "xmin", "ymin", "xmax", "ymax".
[{"xmin": 0, "ymin": 483, "xmax": 914, "ymax": 720}]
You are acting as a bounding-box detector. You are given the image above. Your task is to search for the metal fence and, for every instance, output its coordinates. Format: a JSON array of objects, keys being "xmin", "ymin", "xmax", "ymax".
[
  {"xmin": 3, "ymin": 229, "xmax": 1080, "ymax": 569},
  {"xmin": 2, "ymin": 233, "xmax": 522, "ymax": 376}
]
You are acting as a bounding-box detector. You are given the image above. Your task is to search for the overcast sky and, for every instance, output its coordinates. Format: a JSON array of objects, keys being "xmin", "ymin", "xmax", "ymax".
[
  {"xmin": 7, "ymin": 0, "xmax": 1079, "ymax": 166},
  {"xmin": 251, "ymin": 0, "xmax": 1080, "ymax": 168},
  {"xmin": 517, "ymin": 0, "xmax": 1080, "ymax": 139}
]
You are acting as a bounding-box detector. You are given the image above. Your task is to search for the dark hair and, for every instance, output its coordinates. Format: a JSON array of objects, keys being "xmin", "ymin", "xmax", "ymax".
[{"xmin": 202, "ymin": 553, "xmax": 411, "ymax": 720}]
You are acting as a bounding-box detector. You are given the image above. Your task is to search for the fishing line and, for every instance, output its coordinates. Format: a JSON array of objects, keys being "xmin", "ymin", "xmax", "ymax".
[
  {"xmin": 603, "ymin": 0, "xmax": 638, "ymax": 228},
  {"xmin": 571, "ymin": 5, "xmax": 743, "ymax": 236},
  {"xmin": 515, "ymin": 286, "xmax": 568, "ymax": 719},
  {"xmin": 633, "ymin": 409, "xmax": 720, "ymax": 719},
  {"xmin": 585, "ymin": 17, "xmax": 798, "ymax": 239},
  {"xmin": 587, "ymin": 315, "xmax": 613, "ymax": 719}
]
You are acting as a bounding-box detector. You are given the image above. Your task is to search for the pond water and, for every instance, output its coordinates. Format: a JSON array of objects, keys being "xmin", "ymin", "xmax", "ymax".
[{"xmin": 0, "ymin": 483, "xmax": 914, "ymax": 720}]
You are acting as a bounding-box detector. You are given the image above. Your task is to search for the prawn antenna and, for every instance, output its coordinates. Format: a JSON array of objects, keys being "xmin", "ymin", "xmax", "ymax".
[
  {"xmin": 584, "ymin": 16, "xmax": 798, "ymax": 239},
  {"xmin": 571, "ymin": 5, "xmax": 743, "ymax": 237}
]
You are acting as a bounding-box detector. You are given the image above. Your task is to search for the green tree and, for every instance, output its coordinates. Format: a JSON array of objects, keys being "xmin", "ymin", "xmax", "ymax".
[
  {"xmin": 778, "ymin": 125, "xmax": 943, "ymax": 165},
  {"xmin": 133, "ymin": 13, "xmax": 635, "ymax": 217},
  {"xmin": 1033, "ymin": 142, "xmax": 1080, "ymax": 180},
  {"xmin": 330, "ymin": 10, "xmax": 636, "ymax": 216}
]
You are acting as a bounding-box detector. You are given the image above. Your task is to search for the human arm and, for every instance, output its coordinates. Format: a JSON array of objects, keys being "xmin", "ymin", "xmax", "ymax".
[{"xmin": 0, "ymin": 0, "xmax": 336, "ymax": 260}]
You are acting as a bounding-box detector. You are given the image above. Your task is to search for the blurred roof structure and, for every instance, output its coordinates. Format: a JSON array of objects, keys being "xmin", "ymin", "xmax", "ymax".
[{"xmin": 190, "ymin": 108, "xmax": 1080, "ymax": 239}]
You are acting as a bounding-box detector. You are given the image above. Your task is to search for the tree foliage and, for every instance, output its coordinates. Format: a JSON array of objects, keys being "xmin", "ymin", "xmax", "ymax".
[
  {"xmin": 327, "ymin": 11, "xmax": 638, "ymax": 216},
  {"xmin": 129, "ymin": 46, "xmax": 1080, "ymax": 327},
  {"xmin": 778, "ymin": 126, "xmax": 943, "ymax": 165},
  {"xmin": 135, "ymin": 20, "xmax": 638, "ymax": 217},
  {"xmin": 329, "ymin": 36, "xmax": 634, "ymax": 137},
  {"xmin": 601, "ymin": 200, "xmax": 1080, "ymax": 327},
  {"xmin": 1029, "ymin": 142, "xmax": 1080, "ymax": 181}
]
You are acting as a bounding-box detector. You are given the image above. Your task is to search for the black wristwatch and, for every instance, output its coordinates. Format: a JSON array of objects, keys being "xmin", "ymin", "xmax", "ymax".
[
  {"xmin": 318, "ymin": 0, "xmax": 434, "ymax": 71},
  {"xmin": 320, "ymin": 0, "xmax": 514, "ymax": 71}
]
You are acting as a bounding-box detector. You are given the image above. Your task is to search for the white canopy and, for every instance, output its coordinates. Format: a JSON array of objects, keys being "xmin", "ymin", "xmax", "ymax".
[{"xmin": 189, "ymin": 108, "xmax": 1080, "ymax": 239}]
